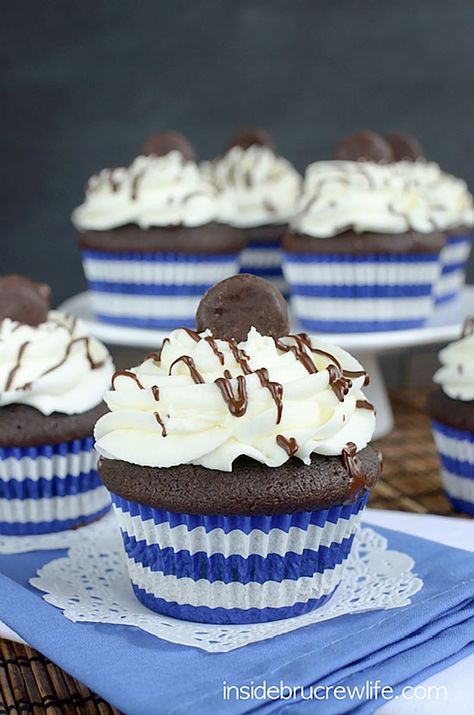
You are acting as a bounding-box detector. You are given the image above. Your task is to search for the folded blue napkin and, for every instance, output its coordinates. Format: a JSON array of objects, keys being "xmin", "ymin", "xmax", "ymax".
[{"xmin": 1, "ymin": 525, "xmax": 474, "ymax": 715}]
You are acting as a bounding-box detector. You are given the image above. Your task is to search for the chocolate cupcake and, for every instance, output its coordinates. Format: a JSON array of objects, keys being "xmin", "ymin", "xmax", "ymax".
[
  {"xmin": 95, "ymin": 275, "xmax": 381, "ymax": 624},
  {"xmin": 0, "ymin": 276, "xmax": 114, "ymax": 535},
  {"xmin": 203, "ymin": 129, "xmax": 301, "ymax": 295},
  {"xmin": 282, "ymin": 132, "xmax": 446, "ymax": 332},
  {"xmin": 427, "ymin": 320, "xmax": 474, "ymax": 515},
  {"xmin": 72, "ymin": 132, "xmax": 245, "ymax": 330}
]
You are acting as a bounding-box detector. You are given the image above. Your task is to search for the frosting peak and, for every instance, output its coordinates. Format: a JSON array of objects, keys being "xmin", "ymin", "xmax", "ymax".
[
  {"xmin": 95, "ymin": 327, "xmax": 375, "ymax": 472},
  {"xmin": 434, "ymin": 323, "xmax": 474, "ymax": 401},
  {"xmin": 292, "ymin": 160, "xmax": 474, "ymax": 238},
  {"xmin": 72, "ymin": 151, "xmax": 217, "ymax": 231},
  {"xmin": 0, "ymin": 312, "xmax": 114, "ymax": 415},
  {"xmin": 203, "ymin": 145, "xmax": 302, "ymax": 228}
]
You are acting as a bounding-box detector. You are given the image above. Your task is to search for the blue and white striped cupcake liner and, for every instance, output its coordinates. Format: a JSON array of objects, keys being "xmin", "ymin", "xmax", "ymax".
[
  {"xmin": 282, "ymin": 252, "xmax": 441, "ymax": 333},
  {"xmin": 81, "ymin": 250, "xmax": 240, "ymax": 329},
  {"xmin": 431, "ymin": 420, "xmax": 474, "ymax": 516},
  {"xmin": 0, "ymin": 437, "xmax": 111, "ymax": 535},
  {"xmin": 434, "ymin": 234, "xmax": 472, "ymax": 306},
  {"xmin": 110, "ymin": 491, "xmax": 369, "ymax": 624},
  {"xmin": 240, "ymin": 240, "xmax": 287, "ymax": 295}
]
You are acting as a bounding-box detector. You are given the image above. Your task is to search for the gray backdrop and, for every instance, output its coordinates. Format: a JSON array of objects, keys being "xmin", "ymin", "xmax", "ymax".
[{"xmin": 3, "ymin": 0, "xmax": 474, "ymax": 304}]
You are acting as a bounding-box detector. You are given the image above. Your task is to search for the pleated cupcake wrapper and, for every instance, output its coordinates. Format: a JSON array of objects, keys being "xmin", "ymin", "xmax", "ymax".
[
  {"xmin": 81, "ymin": 249, "xmax": 240, "ymax": 329},
  {"xmin": 111, "ymin": 492, "xmax": 369, "ymax": 624},
  {"xmin": 434, "ymin": 235, "xmax": 472, "ymax": 304},
  {"xmin": 431, "ymin": 420, "xmax": 474, "ymax": 516},
  {"xmin": 0, "ymin": 438, "xmax": 111, "ymax": 535},
  {"xmin": 282, "ymin": 251, "xmax": 441, "ymax": 333}
]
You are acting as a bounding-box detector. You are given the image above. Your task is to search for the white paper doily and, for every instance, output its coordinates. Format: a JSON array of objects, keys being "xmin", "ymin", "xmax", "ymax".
[
  {"xmin": 0, "ymin": 511, "xmax": 116, "ymax": 554},
  {"xmin": 29, "ymin": 521, "xmax": 423, "ymax": 652}
]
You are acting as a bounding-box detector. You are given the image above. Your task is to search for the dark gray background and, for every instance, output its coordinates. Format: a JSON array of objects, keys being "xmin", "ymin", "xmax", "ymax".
[{"xmin": 2, "ymin": 0, "xmax": 474, "ymax": 305}]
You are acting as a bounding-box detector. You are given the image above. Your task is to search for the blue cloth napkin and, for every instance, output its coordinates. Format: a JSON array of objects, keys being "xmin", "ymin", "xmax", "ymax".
[{"xmin": 1, "ymin": 525, "xmax": 474, "ymax": 715}]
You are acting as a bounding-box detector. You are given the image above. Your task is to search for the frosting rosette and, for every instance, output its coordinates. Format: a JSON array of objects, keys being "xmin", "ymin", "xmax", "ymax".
[
  {"xmin": 95, "ymin": 327, "xmax": 375, "ymax": 471},
  {"xmin": 293, "ymin": 160, "xmax": 474, "ymax": 238},
  {"xmin": 72, "ymin": 151, "xmax": 217, "ymax": 231},
  {"xmin": 0, "ymin": 311, "xmax": 113, "ymax": 415},
  {"xmin": 203, "ymin": 145, "xmax": 301, "ymax": 228},
  {"xmin": 433, "ymin": 326, "xmax": 474, "ymax": 401}
]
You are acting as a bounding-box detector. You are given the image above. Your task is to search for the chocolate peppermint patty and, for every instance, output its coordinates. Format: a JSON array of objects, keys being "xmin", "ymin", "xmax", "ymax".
[
  {"xmin": 0, "ymin": 402, "xmax": 108, "ymax": 448},
  {"xmin": 283, "ymin": 229, "xmax": 445, "ymax": 255},
  {"xmin": 426, "ymin": 387, "xmax": 474, "ymax": 433},
  {"xmin": 77, "ymin": 222, "xmax": 246, "ymax": 255},
  {"xmin": 98, "ymin": 446, "xmax": 381, "ymax": 515}
]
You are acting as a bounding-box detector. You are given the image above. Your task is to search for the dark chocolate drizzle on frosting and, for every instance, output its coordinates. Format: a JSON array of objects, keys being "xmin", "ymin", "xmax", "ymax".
[
  {"xmin": 151, "ymin": 385, "xmax": 160, "ymax": 401},
  {"xmin": 112, "ymin": 370, "xmax": 145, "ymax": 390},
  {"xmin": 214, "ymin": 374, "xmax": 248, "ymax": 417},
  {"xmin": 4, "ymin": 341, "xmax": 30, "ymax": 391},
  {"xmin": 326, "ymin": 364, "xmax": 352, "ymax": 402},
  {"xmin": 168, "ymin": 355, "xmax": 204, "ymax": 384},
  {"xmin": 153, "ymin": 411, "xmax": 168, "ymax": 437},
  {"xmin": 205, "ymin": 336, "xmax": 225, "ymax": 365},
  {"xmin": 356, "ymin": 399, "xmax": 374, "ymax": 411},
  {"xmin": 341, "ymin": 442, "xmax": 366, "ymax": 497},
  {"xmin": 276, "ymin": 434, "xmax": 298, "ymax": 456},
  {"xmin": 255, "ymin": 367, "xmax": 284, "ymax": 424}
]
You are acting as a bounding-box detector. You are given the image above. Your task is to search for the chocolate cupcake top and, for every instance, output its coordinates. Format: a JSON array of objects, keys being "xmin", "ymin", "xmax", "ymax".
[
  {"xmin": 95, "ymin": 326, "xmax": 375, "ymax": 472},
  {"xmin": 0, "ymin": 311, "xmax": 113, "ymax": 416},
  {"xmin": 202, "ymin": 139, "xmax": 301, "ymax": 229},
  {"xmin": 433, "ymin": 321, "xmax": 474, "ymax": 402},
  {"xmin": 72, "ymin": 147, "xmax": 217, "ymax": 231},
  {"xmin": 293, "ymin": 160, "xmax": 473, "ymax": 238}
]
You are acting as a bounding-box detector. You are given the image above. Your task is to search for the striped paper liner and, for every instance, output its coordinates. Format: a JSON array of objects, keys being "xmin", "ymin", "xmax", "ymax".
[
  {"xmin": 431, "ymin": 419, "xmax": 474, "ymax": 516},
  {"xmin": 110, "ymin": 491, "xmax": 369, "ymax": 624},
  {"xmin": 0, "ymin": 437, "xmax": 111, "ymax": 535}
]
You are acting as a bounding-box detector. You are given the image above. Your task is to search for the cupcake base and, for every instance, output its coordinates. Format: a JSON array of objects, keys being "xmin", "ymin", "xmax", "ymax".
[
  {"xmin": 0, "ymin": 437, "xmax": 111, "ymax": 535},
  {"xmin": 111, "ymin": 492, "xmax": 369, "ymax": 624},
  {"xmin": 431, "ymin": 419, "xmax": 474, "ymax": 516}
]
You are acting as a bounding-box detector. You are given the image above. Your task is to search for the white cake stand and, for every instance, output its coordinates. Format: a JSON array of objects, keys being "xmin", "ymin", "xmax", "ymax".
[{"xmin": 59, "ymin": 287, "xmax": 474, "ymax": 439}]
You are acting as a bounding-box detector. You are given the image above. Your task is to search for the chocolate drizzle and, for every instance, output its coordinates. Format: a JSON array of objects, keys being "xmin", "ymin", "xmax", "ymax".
[
  {"xmin": 181, "ymin": 328, "xmax": 201, "ymax": 342},
  {"xmin": 214, "ymin": 375, "xmax": 248, "ymax": 417},
  {"xmin": 273, "ymin": 335, "xmax": 317, "ymax": 374},
  {"xmin": 341, "ymin": 442, "xmax": 366, "ymax": 497},
  {"xmin": 112, "ymin": 370, "xmax": 145, "ymax": 390},
  {"xmin": 255, "ymin": 367, "xmax": 284, "ymax": 424},
  {"xmin": 205, "ymin": 336, "xmax": 225, "ymax": 365},
  {"xmin": 227, "ymin": 338, "xmax": 252, "ymax": 374},
  {"xmin": 154, "ymin": 411, "xmax": 168, "ymax": 437},
  {"xmin": 5, "ymin": 341, "xmax": 30, "ymax": 391},
  {"xmin": 356, "ymin": 399, "xmax": 374, "ymax": 411},
  {"xmin": 151, "ymin": 385, "xmax": 160, "ymax": 401},
  {"xmin": 326, "ymin": 364, "xmax": 352, "ymax": 402},
  {"xmin": 169, "ymin": 355, "xmax": 204, "ymax": 384},
  {"xmin": 276, "ymin": 434, "xmax": 298, "ymax": 456}
]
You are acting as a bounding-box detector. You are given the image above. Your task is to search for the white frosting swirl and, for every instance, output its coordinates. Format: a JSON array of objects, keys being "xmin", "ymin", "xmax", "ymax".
[
  {"xmin": 72, "ymin": 151, "xmax": 217, "ymax": 231},
  {"xmin": 0, "ymin": 312, "xmax": 114, "ymax": 415},
  {"xmin": 203, "ymin": 146, "xmax": 302, "ymax": 228},
  {"xmin": 433, "ymin": 328, "xmax": 474, "ymax": 401},
  {"xmin": 95, "ymin": 328, "xmax": 375, "ymax": 472},
  {"xmin": 292, "ymin": 160, "xmax": 474, "ymax": 238}
]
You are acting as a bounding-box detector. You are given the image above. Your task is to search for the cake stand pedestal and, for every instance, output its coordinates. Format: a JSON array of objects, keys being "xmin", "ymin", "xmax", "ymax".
[{"xmin": 59, "ymin": 287, "xmax": 473, "ymax": 440}]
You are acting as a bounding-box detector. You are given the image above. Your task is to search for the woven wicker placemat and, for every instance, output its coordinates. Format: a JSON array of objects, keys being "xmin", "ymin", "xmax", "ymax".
[{"xmin": 0, "ymin": 390, "xmax": 468, "ymax": 713}]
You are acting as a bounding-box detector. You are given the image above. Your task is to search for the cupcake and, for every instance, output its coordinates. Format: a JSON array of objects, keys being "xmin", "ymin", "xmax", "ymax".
[
  {"xmin": 95, "ymin": 274, "xmax": 381, "ymax": 624},
  {"xmin": 427, "ymin": 320, "xmax": 474, "ymax": 515},
  {"xmin": 0, "ymin": 275, "xmax": 114, "ymax": 535},
  {"xmin": 203, "ymin": 129, "xmax": 301, "ymax": 295},
  {"xmin": 282, "ymin": 131, "xmax": 445, "ymax": 333},
  {"xmin": 72, "ymin": 131, "xmax": 245, "ymax": 330}
]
